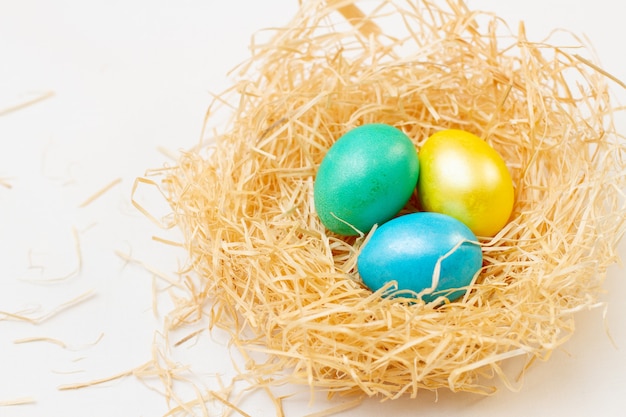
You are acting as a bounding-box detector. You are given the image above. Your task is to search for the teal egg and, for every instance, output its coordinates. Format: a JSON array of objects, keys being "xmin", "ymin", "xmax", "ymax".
[
  {"xmin": 357, "ymin": 212, "xmax": 483, "ymax": 303},
  {"xmin": 313, "ymin": 124, "xmax": 419, "ymax": 236}
]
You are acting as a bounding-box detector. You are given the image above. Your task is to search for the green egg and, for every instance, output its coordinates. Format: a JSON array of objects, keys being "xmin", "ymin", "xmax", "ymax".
[{"xmin": 314, "ymin": 123, "xmax": 419, "ymax": 235}]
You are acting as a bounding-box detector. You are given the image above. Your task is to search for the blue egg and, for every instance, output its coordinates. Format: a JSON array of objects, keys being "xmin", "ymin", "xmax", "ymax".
[{"xmin": 357, "ymin": 212, "xmax": 482, "ymax": 303}]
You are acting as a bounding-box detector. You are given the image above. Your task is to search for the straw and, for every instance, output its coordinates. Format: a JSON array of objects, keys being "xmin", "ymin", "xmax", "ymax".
[{"xmin": 147, "ymin": 0, "xmax": 626, "ymax": 403}]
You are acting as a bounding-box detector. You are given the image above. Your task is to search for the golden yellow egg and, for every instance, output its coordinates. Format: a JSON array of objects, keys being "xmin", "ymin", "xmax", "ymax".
[{"xmin": 417, "ymin": 129, "xmax": 514, "ymax": 237}]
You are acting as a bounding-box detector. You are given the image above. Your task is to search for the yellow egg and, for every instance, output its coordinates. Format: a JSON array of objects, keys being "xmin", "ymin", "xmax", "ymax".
[{"xmin": 417, "ymin": 129, "xmax": 514, "ymax": 237}]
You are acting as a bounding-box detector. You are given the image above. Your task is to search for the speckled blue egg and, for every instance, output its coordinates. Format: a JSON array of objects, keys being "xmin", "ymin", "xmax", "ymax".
[
  {"xmin": 314, "ymin": 124, "xmax": 419, "ymax": 236},
  {"xmin": 357, "ymin": 212, "xmax": 483, "ymax": 303}
]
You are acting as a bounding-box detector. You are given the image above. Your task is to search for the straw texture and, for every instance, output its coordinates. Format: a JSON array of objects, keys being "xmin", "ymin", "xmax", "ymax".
[{"xmin": 154, "ymin": 0, "xmax": 626, "ymax": 399}]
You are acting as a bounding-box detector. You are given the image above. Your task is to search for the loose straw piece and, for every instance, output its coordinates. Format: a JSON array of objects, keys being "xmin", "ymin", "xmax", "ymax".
[
  {"xmin": 0, "ymin": 397, "xmax": 36, "ymax": 407},
  {"xmin": 114, "ymin": 249, "xmax": 186, "ymax": 290},
  {"xmin": 0, "ymin": 91, "xmax": 54, "ymax": 117},
  {"xmin": 326, "ymin": 0, "xmax": 382, "ymax": 38},
  {"xmin": 14, "ymin": 333, "xmax": 104, "ymax": 351},
  {"xmin": 77, "ymin": 178, "xmax": 122, "ymax": 208},
  {"xmin": 145, "ymin": 0, "xmax": 626, "ymax": 409},
  {"xmin": 58, "ymin": 366, "xmax": 140, "ymax": 391},
  {"xmin": 573, "ymin": 54, "xmax": 626, "ymax": 89},
  {"xmin": 23, "ymin": 227, "xmax": 83, "ymax": 284},
  {"xmin": 0, "ymin": 290, "xmax": 95, "ymax": 324},
  {"xmin": 0, "ymin": 178, "xmax": 12, "ymax": 189},
  {"xmin": 14, "ymin": 337, "xmax": 68, "ymax": 349}
]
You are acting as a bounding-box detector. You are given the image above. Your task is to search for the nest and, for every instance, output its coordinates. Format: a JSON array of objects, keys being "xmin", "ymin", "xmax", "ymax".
[{"xmin": 158, "ymin": 0, "xmax": 626, "ymax": 400}]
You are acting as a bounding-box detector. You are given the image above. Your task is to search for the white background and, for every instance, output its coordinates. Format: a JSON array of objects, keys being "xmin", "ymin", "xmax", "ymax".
[{"xmin": 1, "ymin": 1, "xmax": 625, "ymax": 416}]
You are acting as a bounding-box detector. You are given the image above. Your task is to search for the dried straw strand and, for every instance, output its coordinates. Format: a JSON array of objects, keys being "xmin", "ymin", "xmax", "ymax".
[{"xmin": 147, "ymin": 0, "xmax": 626, "ymax": 403}]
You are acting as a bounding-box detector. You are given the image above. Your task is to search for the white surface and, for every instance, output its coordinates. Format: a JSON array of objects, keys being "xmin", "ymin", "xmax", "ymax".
[{"xmin": 1, "ymin": 1, "xmax": 625, "ymax": 416}]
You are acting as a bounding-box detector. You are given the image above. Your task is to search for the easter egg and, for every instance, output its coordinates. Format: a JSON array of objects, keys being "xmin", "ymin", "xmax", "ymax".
[
  {"xmin": 417, "ymin": 129, "xmax": 514, "ymax": 237},
  {"xmin": 314, "ymin": 123, "xmax": 419, "ymax": 236},
  {"xmin": 357, "ymin": 212, "xmax": 482, "ymax": 303}
]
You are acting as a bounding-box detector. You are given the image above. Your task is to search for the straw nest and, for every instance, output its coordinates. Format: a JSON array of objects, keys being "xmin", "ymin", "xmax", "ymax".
[{"xmin": 157, "ymin": 0, "xmax": 626, "ymax": 399}]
